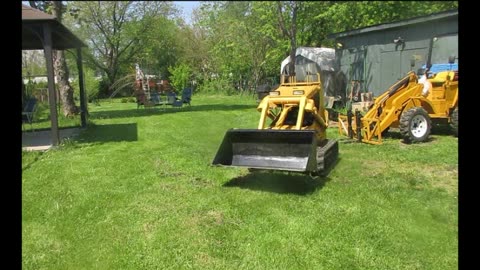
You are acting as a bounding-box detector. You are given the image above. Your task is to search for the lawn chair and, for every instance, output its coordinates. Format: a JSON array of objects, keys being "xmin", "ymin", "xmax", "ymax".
[
  {"xmin": 22, "ymin": 97, "xmax": 37, "ymax": 131},
  {"xmin": 151, "ymin": 92, "xmax": 161, "ymax": 105},
  {"xmin": 172, "ymin": 87, "xmax": 192, "ymax": 107},
  {"xmin": 166, "ymin": 91, "xmax": 177, "ymax": 105}
]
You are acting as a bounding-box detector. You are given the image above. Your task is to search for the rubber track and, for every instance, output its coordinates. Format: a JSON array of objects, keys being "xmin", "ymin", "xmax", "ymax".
[{"xmin": 315, "ymin": 139, "xmax": 339, "ymax": 176}]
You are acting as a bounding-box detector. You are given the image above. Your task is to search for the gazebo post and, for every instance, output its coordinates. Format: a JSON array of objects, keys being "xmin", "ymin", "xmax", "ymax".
[
  {"xmin": 42, "ymin": 23, "xmax": 60, "ymax": 146},
  {"xmin": 76, "ymin": 47, "xmax": 88, "ymax": 128}
]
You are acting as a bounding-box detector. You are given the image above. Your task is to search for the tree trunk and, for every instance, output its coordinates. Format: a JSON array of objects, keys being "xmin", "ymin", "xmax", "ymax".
[
  {"xmin": 51, "ymin": 1, "xmax": 79, "ymax": 116},
  {"xmin": 277, "ymin": 1, "xmax": 298, "ymax": 76},
  {"xmin": 288, "ymin": 44, "xmax": 296, "ymax": 76},
  {"xmin": 54, "ymin": 50, "xmax": 79, "ymax": 116},
  {"xmin": 288, "ymin": 2, "xmax": 298, "ymax": 76},
  {"xmin": 106, "ymin": 70, "xmax": 117, "ymax": 96}
]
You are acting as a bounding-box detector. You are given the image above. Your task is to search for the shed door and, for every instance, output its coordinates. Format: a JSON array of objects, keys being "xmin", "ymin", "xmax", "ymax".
[
  {"xmin": 350, "ymin": 50, "xmax": 365, "ymax": 82},
  {"xmin": 379, "ymin": 47, "xmax": 428, "ymax": 93},
  {"xmin": 380, "ymin": 50, "xmax": 401, "ymax": 92}
]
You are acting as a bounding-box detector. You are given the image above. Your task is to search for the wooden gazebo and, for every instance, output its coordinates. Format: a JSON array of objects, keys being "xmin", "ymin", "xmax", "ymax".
[{"xmin": 22, "ymin": 4, "xmax": 87, "ymax": 146}]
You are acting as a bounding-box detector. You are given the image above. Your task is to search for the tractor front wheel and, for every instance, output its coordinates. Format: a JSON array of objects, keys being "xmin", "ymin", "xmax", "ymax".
[{"xmin": 400, "ymin": 107, "xmax": 431, "ymax": 143}]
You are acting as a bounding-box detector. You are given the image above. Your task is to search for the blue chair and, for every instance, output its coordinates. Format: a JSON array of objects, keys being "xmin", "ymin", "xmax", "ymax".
[
  {"xmin": 166, "ymin": 91, "xmax": 177, "ymax": 105},
  {"xmin": 150, "ymin": 92, "xmax": 161, "ymax": 105},
  {"xmin": 172, "ymin": 87, "xmax": 192, "ymax": 107},
  {"xmin": 22, "ymin": 97, "xmax": 37, "ymax": 131}
]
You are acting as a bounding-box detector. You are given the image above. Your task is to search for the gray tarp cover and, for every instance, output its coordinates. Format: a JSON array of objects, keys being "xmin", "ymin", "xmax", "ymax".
[
  {"xmin": 280, "ymin": 47, "xmax": 345, "ymax": 101},
  {"xmin": 280, "ymin": 47, "xmax": 336, "ymax": 74}
]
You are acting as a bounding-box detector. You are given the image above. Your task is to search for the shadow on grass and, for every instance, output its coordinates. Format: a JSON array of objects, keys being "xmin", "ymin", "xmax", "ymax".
[
  {"xmin": 76, "ymin": 123, "xmax": 138, "ymax": 144},
  {"xmin": 223, "ymin": 171, "xmax": 330, "ymax": 195},
  {"xmin": 431, "ymin": 124, "xmax": 455, "ymax": 136},
  {"xmin": 24, "ymin": 124, "xmax": 82, "ymax": 133},
  {"xmin": 376, "ymin": 126, "xmax": 455, "ymax": 142},
  {"xmin": 89, "ymin": 104, "xmax": 255, "ymax": 120},
  {"xmin": 22, "ymin": 151, "xmax": 45, "ymax": 172},
  {"xmin": 382, "ymin": 130, "xmax": 404, "ymax": 140}
]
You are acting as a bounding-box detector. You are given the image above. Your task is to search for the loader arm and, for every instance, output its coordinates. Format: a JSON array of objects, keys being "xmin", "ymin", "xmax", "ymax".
[{"xmin": 339, "ymin": 71, "xmax": 425, "ymax": 144}]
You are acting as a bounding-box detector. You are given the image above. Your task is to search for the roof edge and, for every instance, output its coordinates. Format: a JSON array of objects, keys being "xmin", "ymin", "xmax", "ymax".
[
  {"xmin": 328, "ymin": 9, "xmax": 458, "ymax": 39},
  {"xmin": 22, "ymin": 4, "xmax": 57, "ymax": 20}
]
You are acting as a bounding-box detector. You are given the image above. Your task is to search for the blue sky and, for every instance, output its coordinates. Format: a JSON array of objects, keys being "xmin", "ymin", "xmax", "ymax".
[{"xmin": 174, "ymin": 1, "xmax": 200, "ymax": 24}]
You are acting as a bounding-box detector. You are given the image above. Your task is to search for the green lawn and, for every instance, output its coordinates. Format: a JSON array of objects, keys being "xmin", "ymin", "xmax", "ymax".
[{"xmin": 22, "ymin": 94, "xmax": 458, "ymax": 270}]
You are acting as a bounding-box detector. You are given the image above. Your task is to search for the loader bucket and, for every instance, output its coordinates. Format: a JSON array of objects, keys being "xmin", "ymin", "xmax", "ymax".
[{"xmin": 212, "ymin": 129, "xmax": 319, "ymax": 172}]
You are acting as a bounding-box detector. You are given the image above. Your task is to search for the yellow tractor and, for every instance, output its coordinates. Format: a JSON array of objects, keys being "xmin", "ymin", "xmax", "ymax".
[
  {"xmin": 338, "ymin": 69, "xmax": 458, "ymax": 144},
  {"xmin": 212, "ymin": 72, "xmax": 339, "ymax": 176}
]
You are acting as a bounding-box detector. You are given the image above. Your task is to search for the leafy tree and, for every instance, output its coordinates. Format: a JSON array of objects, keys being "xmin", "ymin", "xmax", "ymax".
[
  {"xmin": 67, "ymin": 1, "xmax": 178, "ymax": 96},
  {"xmin": 135, "ymin": 15, "xmax": 181, "ymax": 80},
  {"xmin": 295, "ymin": 2, "xmax": 335, "ymax": 47},
  {"xmin": 318, "ymin": 1, "xmax": 458, "ymax": 36},
  {"xmin": 193, "ymin": 1, "xmax": 286, "ymax": 91},
  {"xmin": 277, "ymin": 1, "xmax": 299, "ymax": 76},
  {"xmin": 174, "ymin": 21, "xmax": 210, "ymax": 86},
  {"xmin": 22, "ymin": 50, "xmax": 46, "ymax": 77}
]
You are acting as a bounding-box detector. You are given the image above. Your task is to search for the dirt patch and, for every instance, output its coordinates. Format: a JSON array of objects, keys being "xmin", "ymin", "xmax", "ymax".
[
  {"xmin": 142, "ymin": 222, "xmax": 156, "ymax": 240},
  {"xmin": 361, "ymin": 160, "xmax": 388, "ymax": 176},
  {"xmin": 423, "ymin": 166, "xmax": 458, "ymax": 195},
  {"xmin": 206, "ymin": 210, "xmax": 225, "ymax": 225},
  {"xmin": 186, "ymin": 210, "xmax": 226, "ymax": 228},
  {"xmin": 194, "ymin": 251, "xmax": 215, "ymax": 267}
]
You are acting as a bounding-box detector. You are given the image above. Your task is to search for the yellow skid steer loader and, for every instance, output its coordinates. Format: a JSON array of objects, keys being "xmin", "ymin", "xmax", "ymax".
[{"xmin": 213, "ymin": 73, "xmax": 338, "ymax": 176}]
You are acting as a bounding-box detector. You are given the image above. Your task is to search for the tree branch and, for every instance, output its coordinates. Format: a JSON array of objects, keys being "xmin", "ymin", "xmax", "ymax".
[
  {"xmin": 88, "ymin": 4, "xmax": 114, "ymax": 48},
  {"xmin": 276, "ymin": 1, "xmax": 291, "ymax": 38}
]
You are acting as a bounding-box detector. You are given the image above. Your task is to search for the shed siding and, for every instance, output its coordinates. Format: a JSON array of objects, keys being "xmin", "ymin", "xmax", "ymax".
[{"xmin": 333, "ymin": 13, "xmax": 458, "ymax": 97}]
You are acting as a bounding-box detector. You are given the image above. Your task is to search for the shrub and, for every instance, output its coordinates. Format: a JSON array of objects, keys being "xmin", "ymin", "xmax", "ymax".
[
  {"xmin": 168, "ymin": 63, "xmax": 192, "ymax": 91},
  {"xmin": 197, "ymin": 76, "xmax": 237, "ymax": 95},
  {"xmin": 71, "ymin": 68, "xmax": 100, "ymax": 103}
]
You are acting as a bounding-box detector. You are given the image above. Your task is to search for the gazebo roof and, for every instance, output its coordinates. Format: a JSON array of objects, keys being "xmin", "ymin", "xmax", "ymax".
[{"xmin": 22, "ymin": 4, "xmax": 86, "ymax": 50}]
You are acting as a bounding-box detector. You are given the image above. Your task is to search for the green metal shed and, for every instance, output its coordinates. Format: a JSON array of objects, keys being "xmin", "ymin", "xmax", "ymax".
[{"xmin": 328, "ymin": 9, "xmax": 458, "ymax": 98}]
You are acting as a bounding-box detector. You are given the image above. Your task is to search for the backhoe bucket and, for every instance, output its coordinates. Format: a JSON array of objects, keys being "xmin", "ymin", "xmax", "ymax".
[{"xmin": 212, "ymin": 129, "xmax": 320, "ymax": 172}]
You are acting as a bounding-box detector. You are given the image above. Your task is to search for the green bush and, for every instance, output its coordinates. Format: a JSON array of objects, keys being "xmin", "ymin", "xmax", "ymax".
[
  {"xmin": 168, "ymin": 63, "xmax": 191, "ymax": 91},
  {"xmin": 71, "ymin": 68, "xmax": 100, "ymax": 103},
  {"xmin": 121, "ymin": 98, "xmax": 128, "ymax": 103},
  {"xmin": 24, "ymin": 80, "xmax": 49, "ymax": 99},
  {"xmin": 197, "ymin": 77, "xmax": 238, "ymax": 95}
]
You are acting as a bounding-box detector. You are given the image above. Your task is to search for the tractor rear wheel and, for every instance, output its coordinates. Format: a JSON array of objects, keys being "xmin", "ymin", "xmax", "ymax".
[
  {"xmin": 400, "ymin": 107, "xmax": 431, "ymax": 143},
  {"xmin": 450, "ymin": 107, "xmax": 458, "ymax": 137}
]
